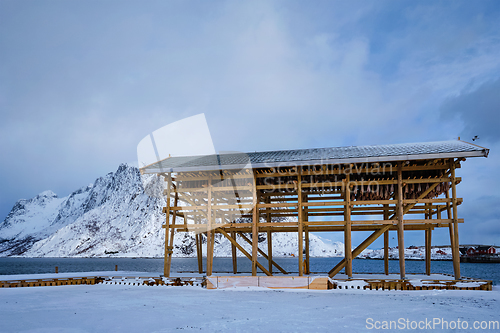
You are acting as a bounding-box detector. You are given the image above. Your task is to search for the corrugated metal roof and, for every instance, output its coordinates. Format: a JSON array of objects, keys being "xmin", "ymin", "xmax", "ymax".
[{"xmin": 141, "ymin": 140, "xmax": 489, "ymax": 173}]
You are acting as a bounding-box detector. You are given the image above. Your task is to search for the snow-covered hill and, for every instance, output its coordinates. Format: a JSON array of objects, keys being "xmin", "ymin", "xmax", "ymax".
[
  {"xmin": 359, "ymin": 246, "xmax": 453, "ymax": 260},
  {"xmin": 0, "ymin": 164, "xmax": 344, "ymax": 258}
]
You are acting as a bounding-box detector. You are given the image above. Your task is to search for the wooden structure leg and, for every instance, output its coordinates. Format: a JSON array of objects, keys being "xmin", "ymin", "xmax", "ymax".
[
  {"xmin": 446, "ymin": 190, "xmax": 455, "ymax": 259},
  {"xmin": 205, "ymin": 231, "xmax": 211, "ymax": 276},
  {"xmin": 196, "ymin": 233, "xmax": 203, "ymax": 273},
  {"xmin": 166, "ymin": 217, "xmax": 176, "ymax": 276},
  {"xmin": 194, "ymin": 215, "xmax": 203, "ymax": 274},
  {"xmin": 164, "ymin": 227, "xmax": 171, "ymax": 276},
  {"xmin": 231, "ymin": 230, "xmax": 237, "ymax": 274},
  {"xmin": 297, "ymin": 172, "xmax": 304, "ymax": 276},
  {"xmin": 163, "ymin": 175, "xmax": 171, "ymax": 277},
  {"xmin": 267, "ymin": 230, "xmax": 272, "ymax": 274},
  {"xmin": 266, "ymin": 197, "xmax": 272, "ymax": 274},
  {"xmin": 168, "ymin": 193, "xmax": 179, "ymax": 270},
  {"xmin": 164, "ymin": 174, "xmax": 176, "ymax": 277},
  {"xmin": 229, "ymin": 211, "xmax": 237, "ymax": 274},
  {"xmin": 383, "ymin": 204, "xmax": 389, "ymax": 275},
  {"xmin": 425, "ymin": 204, "xmax": 432, "ymax": 276},
  {"xmin": 450, "ymin": 161, "xmax": 461, "ymax": 279},
  {"xmin": 383, "ymin": 231, "xmax": 389, "ymax": 275},
  {"xmin": 397, "ymin": 163, "xmax": 406, "ymax": 279},
  {"xmin": 206, "ymin": 177, "xmax": 213, "ymax": 276},
  {"xmin": 304, "ymin": 226, "xmax": 310, "ymax": 274},
  {"xmin": 251, "ymin": 175, "xmax": 258, "ymax": 276},
  {"xmin": 425, "ymin": 228, "xmax": 432, "ymax": 275},
  {"xmin": 210, "ymin": 232, "xmax": 215, "ymax": 275},
  {"xmin": 304, "ymin": 194, "xmax": 310, "ymax": 274},
  {"xmin": 344, "ymin": 174, "xmax": 353, "ymax": 278}
]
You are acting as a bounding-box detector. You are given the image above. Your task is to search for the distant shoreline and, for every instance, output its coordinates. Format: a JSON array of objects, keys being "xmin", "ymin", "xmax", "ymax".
[{"xmin": 358, "ymin": 257, "xmax": 452, "ymax": 261}]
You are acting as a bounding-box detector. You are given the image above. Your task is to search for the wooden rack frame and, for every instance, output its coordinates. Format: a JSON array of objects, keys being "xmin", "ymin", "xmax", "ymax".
[{"xmin": 159, "ymin": 158, "xmax": 465, "ymax": 280}]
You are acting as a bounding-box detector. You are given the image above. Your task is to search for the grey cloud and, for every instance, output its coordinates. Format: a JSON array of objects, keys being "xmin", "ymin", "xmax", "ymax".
[{"xmin": 440, "ymin": 77, "xmax": 500, "ymax": 144}]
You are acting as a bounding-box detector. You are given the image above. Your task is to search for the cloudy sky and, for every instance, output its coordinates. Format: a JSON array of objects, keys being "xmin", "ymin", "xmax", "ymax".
[{"xmin": 1, "ymin": 0, "xmax": 499, "ymax": 248}]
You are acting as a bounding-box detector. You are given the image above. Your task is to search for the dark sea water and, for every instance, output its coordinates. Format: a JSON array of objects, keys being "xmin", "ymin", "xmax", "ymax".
[{"xmin": 0, "ymin": 257, "xmax": 498, "ymax": 285}]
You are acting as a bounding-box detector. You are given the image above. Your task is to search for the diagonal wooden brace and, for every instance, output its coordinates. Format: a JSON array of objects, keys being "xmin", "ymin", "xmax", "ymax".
[
  {"xmin": 217, "ymin": 228, "xmax": 271, "ymax": 276},
  {"xmin": 236, "ymin": 231, "xmax": 288, "ymax": 274},
  {"xmin": 329, "ymin": 225, "xmax": 392, "ymax": 277}
]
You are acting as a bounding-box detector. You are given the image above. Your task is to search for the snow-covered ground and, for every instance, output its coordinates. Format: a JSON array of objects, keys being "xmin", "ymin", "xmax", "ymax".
[{"xmin": 1, "ymin": 282, "xmax": 499, "ymax": 332}]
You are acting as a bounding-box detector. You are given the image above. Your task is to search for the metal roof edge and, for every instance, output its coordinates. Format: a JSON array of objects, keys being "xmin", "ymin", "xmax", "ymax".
[
  {"xmin": 140, "ymin": 150, "xmax": 486, "ymax": 174},
  {"xmin": 458, "ymin": 139, "xmax": 489, "ymax": 151},
  {"xmin": 458, "ymin": 139, "xmax": 490, "ymax": 157}
]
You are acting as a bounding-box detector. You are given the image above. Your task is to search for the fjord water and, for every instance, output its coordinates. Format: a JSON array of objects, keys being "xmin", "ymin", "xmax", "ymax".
[{"xmin": 1, "ymin": 257, "xmax": 499, "ymax": 285}]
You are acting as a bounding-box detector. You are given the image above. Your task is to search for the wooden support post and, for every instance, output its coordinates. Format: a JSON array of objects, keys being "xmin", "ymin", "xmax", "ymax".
[
  {"xmin": 425, "ymin": 228, "xmax": 432, "ymax": 276},
  {"xmin": 195, "ymin": 233, "xmax": 202, "ymax": 273},
  {"xmin": 231, "ymin": 230, "xmax": 237, "ymax": 274},
  {"xmin": 446, "ymin": 190, "xmax": 455, "ymax": 254},
  {"xmin": 397, "ymin": 162, "xmax": 406, "ymax": 279},
  {"xmin": 266, "ymin": 196, "xmax": 273, "ymax": 274},
  {"xmin": 195, "ymin": 214, "xmax": 203, "ymax": 274},
  {"xmin": 163, "ymin": 173, "xmax": 172, "ymax": 277},
  {"xmin": 252, "ymin": 173, "xmax": 258, "ymax": 276},
  {"xmin": 165, "ymin": 190, "xmax": 178, "ymax": 277},
  {"xmin": 304, "ymin": 194, "xmax": 310, "ymax": 275},
  {"xmin": 210, "ymin": 231, "xmax": 215, "ymax": 273},
  {"xmin": 344, "ymin": 173, "xmax": 352, "ymax": 278},
  {"xmin": 297, "ymin": 170, "xmax": 304, "ymax": 276},
  {"xmin": 207, "ymin": 176, "xmax": 213, "ymax": 276},
  {"xmin": 383, "ymin": 204, "xmax": 389, "ymax": 275},
  {"xmin": 425, "ymin": 204, "xmax": 432, "ymax": 276},
  {"xmin": 451, "ymin": 160, "xmax": 461, "ymax": 279},
  {"xmin": 267, "ymin": 230, "xmax": 272, "ymax": 274}
]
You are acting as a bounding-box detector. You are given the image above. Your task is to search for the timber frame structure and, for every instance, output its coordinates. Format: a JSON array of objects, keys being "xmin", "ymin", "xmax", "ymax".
[{"xmin": 140, "ymin": 140, "xmax": 489, "ymax": 281}]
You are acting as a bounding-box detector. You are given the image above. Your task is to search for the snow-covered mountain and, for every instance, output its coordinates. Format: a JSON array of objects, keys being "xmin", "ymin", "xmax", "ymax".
[{"xmin": 0, "ymin": 164, "xmax": 344, "ymax": 258}]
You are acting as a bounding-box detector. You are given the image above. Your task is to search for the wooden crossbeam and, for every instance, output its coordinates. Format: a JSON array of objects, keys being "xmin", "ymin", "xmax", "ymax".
[{"xmin": 176, "ymin": 177, "xmax": 459, "ymax": 193}]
